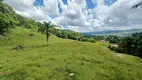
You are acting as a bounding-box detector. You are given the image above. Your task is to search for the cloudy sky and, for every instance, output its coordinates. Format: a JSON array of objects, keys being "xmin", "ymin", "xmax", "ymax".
[{"xmin": 4, "ymin": 0, "xmax": 142, "ymax": 32}]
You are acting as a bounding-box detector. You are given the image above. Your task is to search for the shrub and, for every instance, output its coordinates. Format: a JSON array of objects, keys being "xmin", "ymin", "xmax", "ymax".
[
  {"xmin": 108, "ymin": 45, "xmax": 115, "ymax": 50},
  {"xmin": 90, "ymin": 40, "xmax": 96, "ymax": 43},
  {"xmin": 115, "ymin": 47, "xmax": 125, "ymax": 53}
]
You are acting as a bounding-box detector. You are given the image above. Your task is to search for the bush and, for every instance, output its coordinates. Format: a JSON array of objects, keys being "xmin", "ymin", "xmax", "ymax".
[
  {"xmin": 115, "ymin": 47, "xmax": 125, "ymax": 53},
  {"xmin": 106, "ymin": 35, "xmax": 121, "ymax": 43},
  {"xmin": 108, "ymin": 45, "xmax": 115, "ymax": 50},
  {"xmin": 0, "ymin": 13, "xmax": 16, "ymax": 34},
  {"xmin": 90, "ymin": 40, "xmax": 96, "ymax": 43}
]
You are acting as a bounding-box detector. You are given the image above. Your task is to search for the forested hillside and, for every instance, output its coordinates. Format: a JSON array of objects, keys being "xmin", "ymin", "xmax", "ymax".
[{"xmin": 0, "ymin": 1, "xmax": 42, "ymax": 34}]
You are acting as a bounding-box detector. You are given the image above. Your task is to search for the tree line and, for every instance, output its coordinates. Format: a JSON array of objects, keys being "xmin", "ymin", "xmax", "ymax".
[{"xmin": 108, "ymin": 32, "xmax": 142, "ymax": 58}]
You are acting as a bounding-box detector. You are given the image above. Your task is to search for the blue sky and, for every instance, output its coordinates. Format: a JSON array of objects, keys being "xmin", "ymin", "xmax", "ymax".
[
  {"xmin": 4, "ymin": 0, "xmax": 142, "ymax": 32},
  {"xmin": 33, "ymin": 0, "xmax": 118, "ymax": 22},
  {"xmin": 34, "ymin": 0, "xmax": 44, "ymax": 6},
  {"xmin": 104, "ymin": 0, "xmax": 117, "ymax": 6},
  {"xmin": 34, "ymin": 0, "xmax": 117, "ymax": 9}
]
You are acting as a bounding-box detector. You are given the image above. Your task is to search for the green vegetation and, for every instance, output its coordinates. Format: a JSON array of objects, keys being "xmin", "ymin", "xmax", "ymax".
[
  {"xmin": 0, "ymin": 13, "xmax": 14, "ymax": 34},
  {"xmin": 0, "ymin": 27, "xmax": 142, "ymax": 80},
  {"xmin": 56, "ymin": 30, "xmax": 98, "ymax": 43},
  {"xmin": 106, "ymin": 35, "xmax": 121, "ymax": 43},
  {"xmin": 0, "ymin": 2, "xmax": 40, "ymax": 35},
  {"xmin": 83, "ymin": 34, "xmax": 105, "ymax": 41},
  {"xmin": 56, "ymin": 29, "xmax": 83, "ymax": 40},
  {"xmin": 109, "ymin": 32, "xmax": 142, "ymax": 58},
  {"xmin": 0, "ymin": 2, "xmax": 19, "ymax": 34}
]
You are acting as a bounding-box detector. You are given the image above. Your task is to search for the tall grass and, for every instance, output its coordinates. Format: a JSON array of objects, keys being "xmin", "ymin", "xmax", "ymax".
[{"xmin": 0, "ymin": 27, "xmax": 142, "ymax": 80}]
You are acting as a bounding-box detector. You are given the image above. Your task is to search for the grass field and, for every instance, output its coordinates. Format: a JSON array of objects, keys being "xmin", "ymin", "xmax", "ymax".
[{"xmin": 0, "ymin": 27, "xmax": 142, "ymax": 80}]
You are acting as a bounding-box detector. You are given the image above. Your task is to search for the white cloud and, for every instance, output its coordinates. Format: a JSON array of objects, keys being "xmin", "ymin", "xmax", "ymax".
[
  {"xmin": 4, "ymin": 0, "xmax": 142, "ymax": 32},
  {"xmin": 4, "ymin": 0, "xmax": 59, "ymax": 21},
  {"xmin": 102, "ymin": 0, "xmax": 142, "ymax": 29},
  {"xmin": 42, "ymin": 0, "xmax": 60, "ymax": 16}
]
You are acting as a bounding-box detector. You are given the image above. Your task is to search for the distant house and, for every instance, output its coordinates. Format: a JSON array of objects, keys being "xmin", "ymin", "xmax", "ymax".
[
  {"xmin": 110, "ymin": 44, "xmax": 118, "ymax": 47},
  {"xmin": 55, "ymin": 26, "xmax": 61, "ymax": 29},
  {"xmin": 100, "ymin": 40, "xmax": 109, "ymax": 43},
  {"xmin": 101, "ymin": 40, "xmax": 105, "ymax": 42}
]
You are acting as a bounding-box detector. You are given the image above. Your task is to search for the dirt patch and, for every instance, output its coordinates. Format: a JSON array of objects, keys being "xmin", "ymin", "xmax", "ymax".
[
  {"xmin": 115, "ymin": 53, "xmax": 124, "ymax": 57},
  {"xmin": 12, "ymin": 45, "xmax": 24, "ymax": 51},
  {"xmin": 112, "ymin": 53, "xmax": 124, "ymax": 58}
]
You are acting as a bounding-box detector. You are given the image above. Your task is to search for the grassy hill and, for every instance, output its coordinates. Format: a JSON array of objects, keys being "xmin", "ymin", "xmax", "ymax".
[{"xmin": 0, "ymin": 27, "xmax": 142, "ymax": 80}]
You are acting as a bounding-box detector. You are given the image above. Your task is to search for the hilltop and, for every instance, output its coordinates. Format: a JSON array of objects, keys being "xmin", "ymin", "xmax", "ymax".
[
  {"xmin": 0, "ymin": 27, "xmax": 142, "ymax": 80},
  {"xmin": 83, "ymin": 29, "xmax": 142, "ymax": 37}
]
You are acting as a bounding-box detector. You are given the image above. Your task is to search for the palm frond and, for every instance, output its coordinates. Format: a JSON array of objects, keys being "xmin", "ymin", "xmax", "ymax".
[
  {"xmin": 38, "ymin": 26, "xmax": 46, "ymax": 34},
  {"xmin": 131, "ymin": 1, "xmax": 142, "ymax": 9}
]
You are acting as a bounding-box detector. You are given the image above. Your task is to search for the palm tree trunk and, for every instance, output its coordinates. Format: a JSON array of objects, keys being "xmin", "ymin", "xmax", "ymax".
[{"xmin": 46, "ymin": 34, "xmax": 49, "ymax": 45}]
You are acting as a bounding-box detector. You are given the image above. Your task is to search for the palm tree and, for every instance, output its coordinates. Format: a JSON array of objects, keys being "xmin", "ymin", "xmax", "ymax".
[
  {"xmin": 131, "ymin": 1, "xmax": 142, "ymax": 9},
  {"xmin": 38, "ymin": 21, "xmax": 54, "ymax": 45}
]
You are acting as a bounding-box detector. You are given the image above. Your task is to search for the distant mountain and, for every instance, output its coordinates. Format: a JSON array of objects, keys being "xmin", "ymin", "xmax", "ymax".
[{"xmin": 82, "ymin": 28, "xmax": 142, "ymax": 36}]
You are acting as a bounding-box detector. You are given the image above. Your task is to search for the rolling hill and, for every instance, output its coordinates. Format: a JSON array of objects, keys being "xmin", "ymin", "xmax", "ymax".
[
  {"xmin": 83, "ymin": 29, "xmax": 142, "ymax": 36},
  {"xmin": 0, "ymin": 27, "xmax": 142, "ymax": 80}
]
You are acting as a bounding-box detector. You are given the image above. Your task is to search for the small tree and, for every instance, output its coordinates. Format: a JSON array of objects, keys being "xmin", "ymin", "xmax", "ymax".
[
  {"xmin": 136, "ymin": 40, "xmax": 142, "ymax": 58},
  {"xmin": 38, "ymin": 21, "xmax": 54, "ymax": 45}
]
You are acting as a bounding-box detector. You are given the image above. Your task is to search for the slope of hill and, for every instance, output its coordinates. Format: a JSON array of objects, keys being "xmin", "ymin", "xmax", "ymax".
[{"xmin": 0, "ymin": 27, "xmax": 142, "ymax": 80}]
